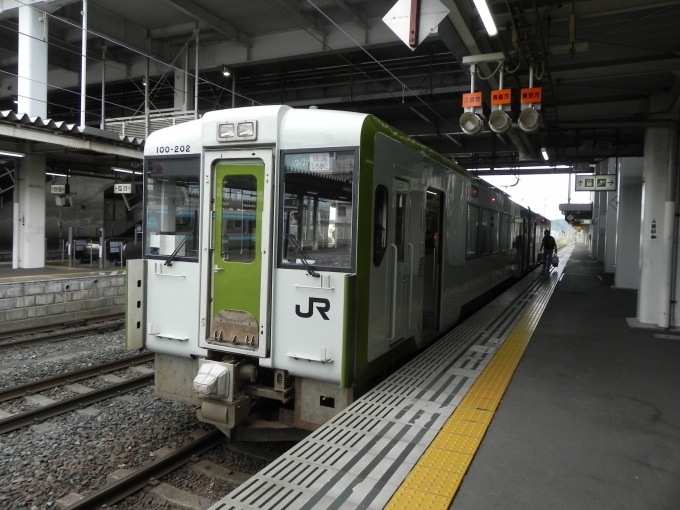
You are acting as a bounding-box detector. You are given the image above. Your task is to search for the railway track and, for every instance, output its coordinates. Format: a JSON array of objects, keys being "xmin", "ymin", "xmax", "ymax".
[
  {"xmin": 0, "ymin": 352, "xmax": 154, "ymax": 403},
  {"xmin": 0, "ymin": 371, "xmax": 154, "ymax": 434},
  {"xmin": 63, "ymin": 429, "xmax": 228, "ymax": 510},
  {"xmin": 0, "ymin": 314, "xmax": 125, "ymax": 352}
]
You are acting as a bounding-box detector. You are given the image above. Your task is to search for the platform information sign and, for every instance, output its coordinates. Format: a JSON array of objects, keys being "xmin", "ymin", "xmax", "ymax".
[
  {"xmin": 50, "ymin": 184, "xmax": 65, "ymax": 195},
  {"xmin": 574, "ymin": 174, "xmax": 616, "ymax": 192},
  {"xmin": 114, "ymin": 183, "xmax": 133, "ymax": 194}
]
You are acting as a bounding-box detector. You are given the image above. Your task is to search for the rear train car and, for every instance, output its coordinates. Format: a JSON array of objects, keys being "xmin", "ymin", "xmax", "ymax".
[{"xmin": 126, "ymin": 105, "xmax": 547, "ymax": 436}]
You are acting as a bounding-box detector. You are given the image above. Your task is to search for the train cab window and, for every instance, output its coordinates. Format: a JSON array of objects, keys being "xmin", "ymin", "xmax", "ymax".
[
  {"xmin": 280, "ymin": 149, "xmax": 356, "ymax": 271},
  {"xmin": 466, "ymin": 204, "xmax": 479, "ymax": 258},
  {"xmin": 144, "ymin": 156, "xmax": 201, "ymax": 261},
  {"xmin": 221, "ymin": 175, "xmax": 257, "ymax": 263},
  {"xmin": 373, "ymin": 185, "xmax": 388, "ymax": 266},
  {"xmin": 480, "ymin": 208, "xmax": 491, "ymax": 256}
]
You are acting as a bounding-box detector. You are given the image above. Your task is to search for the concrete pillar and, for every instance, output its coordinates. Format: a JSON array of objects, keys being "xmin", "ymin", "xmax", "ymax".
[
  {"xmin": 14, "ymin": 155, "xmax": 46, "ymax": 268},
  {"xmin": 614, "ymin": 157, "xmax": 643, "ymax": 289},
  {"xmin": 603, "ymin": 159, "xmax": 618, "ymax": 273},
  {"xmin": 17, "ymin": 6, "xmax": 47, "ymax": 118},
  {"xmin": 637, "ymin": 127, "xmax": 669, "ymax": 325}
]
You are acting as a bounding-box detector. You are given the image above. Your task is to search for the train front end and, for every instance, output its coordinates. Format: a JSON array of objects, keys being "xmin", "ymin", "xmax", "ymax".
[{"xmin": 128, "ymin": 105, "xmax": 364, "ymax": 436}]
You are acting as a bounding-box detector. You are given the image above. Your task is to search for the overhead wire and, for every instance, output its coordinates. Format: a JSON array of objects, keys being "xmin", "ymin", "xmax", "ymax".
[
  {"xmin": 7, "ymin": 0, "xmax": 262, "ymax": 109},
  {"xmin": 302, "ymin": 0, "xmax": 458, "ymax": 130}
]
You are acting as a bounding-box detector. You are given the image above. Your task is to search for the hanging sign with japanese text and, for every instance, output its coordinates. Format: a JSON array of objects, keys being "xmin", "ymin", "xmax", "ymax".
[
  {"xmin": 491, "ymin": 89, "xmax": 512, "ymax": 105},
  {"xmin": 520, "ymin": 87, "xmax": 542, "ymax": 104},
  {"xmin": 462, "ymin": 92, "xmax": 483, "ymax": 108}
]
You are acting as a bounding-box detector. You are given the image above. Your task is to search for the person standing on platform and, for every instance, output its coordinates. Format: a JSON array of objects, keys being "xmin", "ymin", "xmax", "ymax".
[{"xmin": 539, "ymin": 229, "xmax": 557, "ymax": 274}]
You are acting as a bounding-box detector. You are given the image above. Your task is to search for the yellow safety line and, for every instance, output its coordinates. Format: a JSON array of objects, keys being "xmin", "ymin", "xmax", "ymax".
[{"xmin": 385, "ymin": 280, "xmax": 554, "ymax": 509}]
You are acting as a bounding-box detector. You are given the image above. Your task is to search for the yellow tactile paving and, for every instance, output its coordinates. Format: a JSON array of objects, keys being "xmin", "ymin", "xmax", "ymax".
[
  {"xmin": 430, "ymin": 432, "xmax": 481, "ymax": 454},
  {"xmin": 441, "ymin": 418, "xmax": 490, "ymax": 438},
  {"xmin": 418, "ymin": 448, "xmax": 473, "ymax": 473},
  {"xmin": 401, "ymin": 465, "xmax": 464, "ymax": 498},
  {"xmin": 385, "ymin": 488, "xmax": 452, "ymax": 510},
  {"xmin": 385, "ymin": 247, "xmax": 571, "ymax": 509}
]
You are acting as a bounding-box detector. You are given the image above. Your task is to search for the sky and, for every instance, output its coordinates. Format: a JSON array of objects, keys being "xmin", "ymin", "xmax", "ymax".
[{"xmin": 480, "ymin": 173, "xmax": 593, "ymax": 220}]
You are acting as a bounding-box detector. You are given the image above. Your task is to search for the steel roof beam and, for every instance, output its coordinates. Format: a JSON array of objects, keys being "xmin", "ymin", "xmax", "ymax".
[
  {"xmin": 268, "ymin": 0, "xmax": 328, "ymax": 36},
  {"xmin": 331, "ymin": 0, "xmax": 368, "ymax": 30},
  {"xmin": 161, "ymin": 0, "xmax": 251, "ymax": 47}
]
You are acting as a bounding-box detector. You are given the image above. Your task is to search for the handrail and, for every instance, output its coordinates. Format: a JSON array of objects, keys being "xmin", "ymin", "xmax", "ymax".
[
  {"xmin": 407, "ymin": 243, "xmax": 414, "ymax": 330},
  {"xmin": 388, "ymin": 244, "xmax": 398, "ymax": 341}
]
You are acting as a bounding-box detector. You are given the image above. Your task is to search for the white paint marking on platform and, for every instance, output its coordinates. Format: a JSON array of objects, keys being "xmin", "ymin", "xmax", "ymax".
[{"xmin": 653, "ymin": 334, "xmax": 680, "ymax": 340}]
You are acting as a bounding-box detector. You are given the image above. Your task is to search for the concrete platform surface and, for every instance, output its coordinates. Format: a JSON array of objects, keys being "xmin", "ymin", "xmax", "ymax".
[
  {"xmin": 450, "ymin": 244, "xmax": 680, "ymax": 510},
  {"xmin": 0, "ymin": 262, "xmax": 123, "ymax": 282}
]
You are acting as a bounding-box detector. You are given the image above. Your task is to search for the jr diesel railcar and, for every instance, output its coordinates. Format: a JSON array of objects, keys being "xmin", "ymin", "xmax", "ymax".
[{"xmin": 126, "ymin": 105, "xmax": 549, "ymax": 436}]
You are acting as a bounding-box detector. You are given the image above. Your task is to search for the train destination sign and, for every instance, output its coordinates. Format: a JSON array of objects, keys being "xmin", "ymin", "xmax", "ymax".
[
  {"xmin": 574, "ymin": 174, "xmax": 617, "ymax": 192},
  {"xmin": 114, "ymin": 183, "xmax": 133, "ymax": 194},
  {"xmin": 50, "ymin": 184, "xmax": 65, "ymax": 195}
]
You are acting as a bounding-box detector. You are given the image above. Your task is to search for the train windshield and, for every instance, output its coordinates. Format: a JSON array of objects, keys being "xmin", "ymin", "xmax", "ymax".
[
  {"xmin": 280, "ymin": 150, "xmax": 356, "ymax": 271},
  {"xmin": 144, "ymin": 156, "xmax": 201, "ymax": 261}
]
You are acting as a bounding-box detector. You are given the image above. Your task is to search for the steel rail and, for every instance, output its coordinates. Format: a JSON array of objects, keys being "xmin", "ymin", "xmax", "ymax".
[
  {"xmin": 0, "ymin": 352, "xmax": 154, "ymax": 403},
  {"xmin": 0, "ymin": 316, "xmax": 125, "ymax": 352},
  {"xmin": 0, "ymin": 374, "xmax": 154, "ymax": 434},
  {"xmin": 63, "ymin": 429, "xmax": 227, "ymax": 510},
  {"xmin": 0, "ymin": 313, "xmax": 125, "ymax": 340}
]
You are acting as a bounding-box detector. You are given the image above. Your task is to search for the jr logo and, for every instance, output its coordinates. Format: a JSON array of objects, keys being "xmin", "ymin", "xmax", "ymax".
[{"xmin": 296, "ymin": 298, "xmax": 330, "ymax": 320}]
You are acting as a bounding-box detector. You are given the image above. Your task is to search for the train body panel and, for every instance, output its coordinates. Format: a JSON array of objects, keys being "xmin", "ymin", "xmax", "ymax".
[{"xmin": 135, "ymin": 105, "xmax": 550, "ymax": 434}]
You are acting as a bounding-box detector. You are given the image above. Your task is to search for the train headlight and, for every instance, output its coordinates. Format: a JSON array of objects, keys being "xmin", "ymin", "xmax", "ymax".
[
  {"xmin": 518, "ymin": 107, "xmax": 541, "ymax": 133},
  {"xmin": 488, "ymin": 109, "xmax": 512, "ymax": 134},
  {"xmin": 218, "ymin": 123, "xmax": 235, "ymax": 139},
  {"xmin": 460, "ymin": 112, "xmax": 484, "ymax": 136},
  {"xmin": 237, "ymin": 122, "xmax": 255, "ymax": 137}
]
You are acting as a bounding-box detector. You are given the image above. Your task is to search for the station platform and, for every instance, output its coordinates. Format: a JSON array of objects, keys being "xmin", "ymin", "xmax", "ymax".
[
  {"xmin": 0, "ymin": 262, "xmax": 126, "ymax": 333},
  {"xmin": 210, "ymin": 243, "xmax": 680, "ymax": 510},
  {"xmin": 0, "ymin": 261, "xmax": 123, "ymax": 283}
]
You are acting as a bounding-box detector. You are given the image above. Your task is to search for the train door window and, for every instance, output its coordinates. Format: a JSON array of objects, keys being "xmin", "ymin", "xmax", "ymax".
[
  {"xmin": 480, "ymin": 208, "xmax": 491, "ymax": 256},
  {"xmin": 279, "ymin": 149, "xmax": 356, "ymax": 271},
  {"xmin": 373, "ymin": 185, "xmax": 388, "ymax": 266},
  {"xmin": 492, "ymin": 211, "xmax": 500, "ymax": 253},
  {"xmin": 144, "ymin": 156, "xmax": 201, "ymax": 261},
  {"xmin": 395, "ymin": 192, "xmax": 406, "ymax": 262},
  {"xmin": 221, "ymin": 175, "xmax": 257, "ymax": 263},
  {"xmin": 466, "ymin": 204, "xmax": 479, "ymax": 258}
]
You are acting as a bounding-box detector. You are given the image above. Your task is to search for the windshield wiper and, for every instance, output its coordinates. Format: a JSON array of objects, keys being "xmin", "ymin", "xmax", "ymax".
[
  {"xmin": 285, "ymin": 233, "xmax": 319, "ymax": 277},
  {"xmin": 164, "ymin": 234, "xmax": 191, "ymax": 266}
]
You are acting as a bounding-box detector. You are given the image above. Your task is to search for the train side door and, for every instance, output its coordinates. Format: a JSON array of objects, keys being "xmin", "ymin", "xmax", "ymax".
[
  {"xmin": 422, "ymin": 189, "xmax": 443, "ymax": 340},
  {"xmin": 199, "ymin": 151, "xmax": 272, "ymax": 358},
  {"xmin": 388, "ymin": 179, "xmax": 409, "ymax": 343}
]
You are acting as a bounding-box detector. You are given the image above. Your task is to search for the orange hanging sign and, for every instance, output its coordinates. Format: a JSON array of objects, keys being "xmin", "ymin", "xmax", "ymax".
[
  {"xmin": 520, "ymin": 87, "xmax": 542, "ymax": 104},
  {"xmin": 462, "ymin": 92, "xmax": 483, "ymax": 108},
  {"xmin": 491, "ymin": 89, "xmax": 512, "ymax": 105}
]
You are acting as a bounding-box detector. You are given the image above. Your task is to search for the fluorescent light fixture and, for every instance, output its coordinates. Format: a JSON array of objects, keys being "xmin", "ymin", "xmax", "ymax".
[
  {"xmin": 112, "ymin": 167, "xmax": 133, "ymax": 174},
  {"xmin": 472, "ymin": 0, "xmax": 498, "ymax": 37},
  {"xmin": 46, "ymin": 172, "xmax": 67, "ymax": 177},
  {"xmin": 134, "ymin": 171, "xmax": 143, "ymax": 175},
  {"xmin": 0, "ymin": 150, "xmax": 24, "ymax": 158},
  {"xmin": 471, "ymin": 165, "xmax": 571, "ymax": 171},
  {"xmin": 541, "ymin": 147, "xmax": 549, "ymax": 161}
]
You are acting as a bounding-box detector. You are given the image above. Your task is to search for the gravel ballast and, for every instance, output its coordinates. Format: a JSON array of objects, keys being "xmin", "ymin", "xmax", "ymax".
[{"xmin": 0, "ymin": 330, "xmax": 291, "ymax": 509}]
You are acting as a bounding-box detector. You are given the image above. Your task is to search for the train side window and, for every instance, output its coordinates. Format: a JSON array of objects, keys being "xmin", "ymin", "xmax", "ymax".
[
  {"xmin": 221, "ymin": 175, "xmax": 257, "ymax": 263},
  {"xmin": 480, "ymin": 208, "xmax": 491, "ymax": 256},
  {"xmin": 492, "ymin": 211, "xmax": 500, "ymax": 253},
  {"xmin": 373, "ymin": 185, "xmax": 388, "ymax": 266},
  {"xmin": 466, "ymin": 204, "xmax": 479, "ymax": 258}
]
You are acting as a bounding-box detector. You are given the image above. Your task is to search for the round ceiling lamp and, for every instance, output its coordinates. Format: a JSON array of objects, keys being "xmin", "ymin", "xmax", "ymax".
[
  {"xmin": 518, "ymin": 107, "xmax": 541, "ymax": 133},
  {"xmin": 488, "ymin": 109, "xmax": 512, "ymax": 134},
  {"xmin": 460, "ymin": 112, "xmax": 484, "ymax": 136}
]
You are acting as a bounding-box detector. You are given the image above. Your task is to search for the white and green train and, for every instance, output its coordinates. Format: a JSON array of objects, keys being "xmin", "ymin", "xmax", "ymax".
[{"xmin": 127, "ymin": 105, "xmax": 548, "ymax": 437}]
